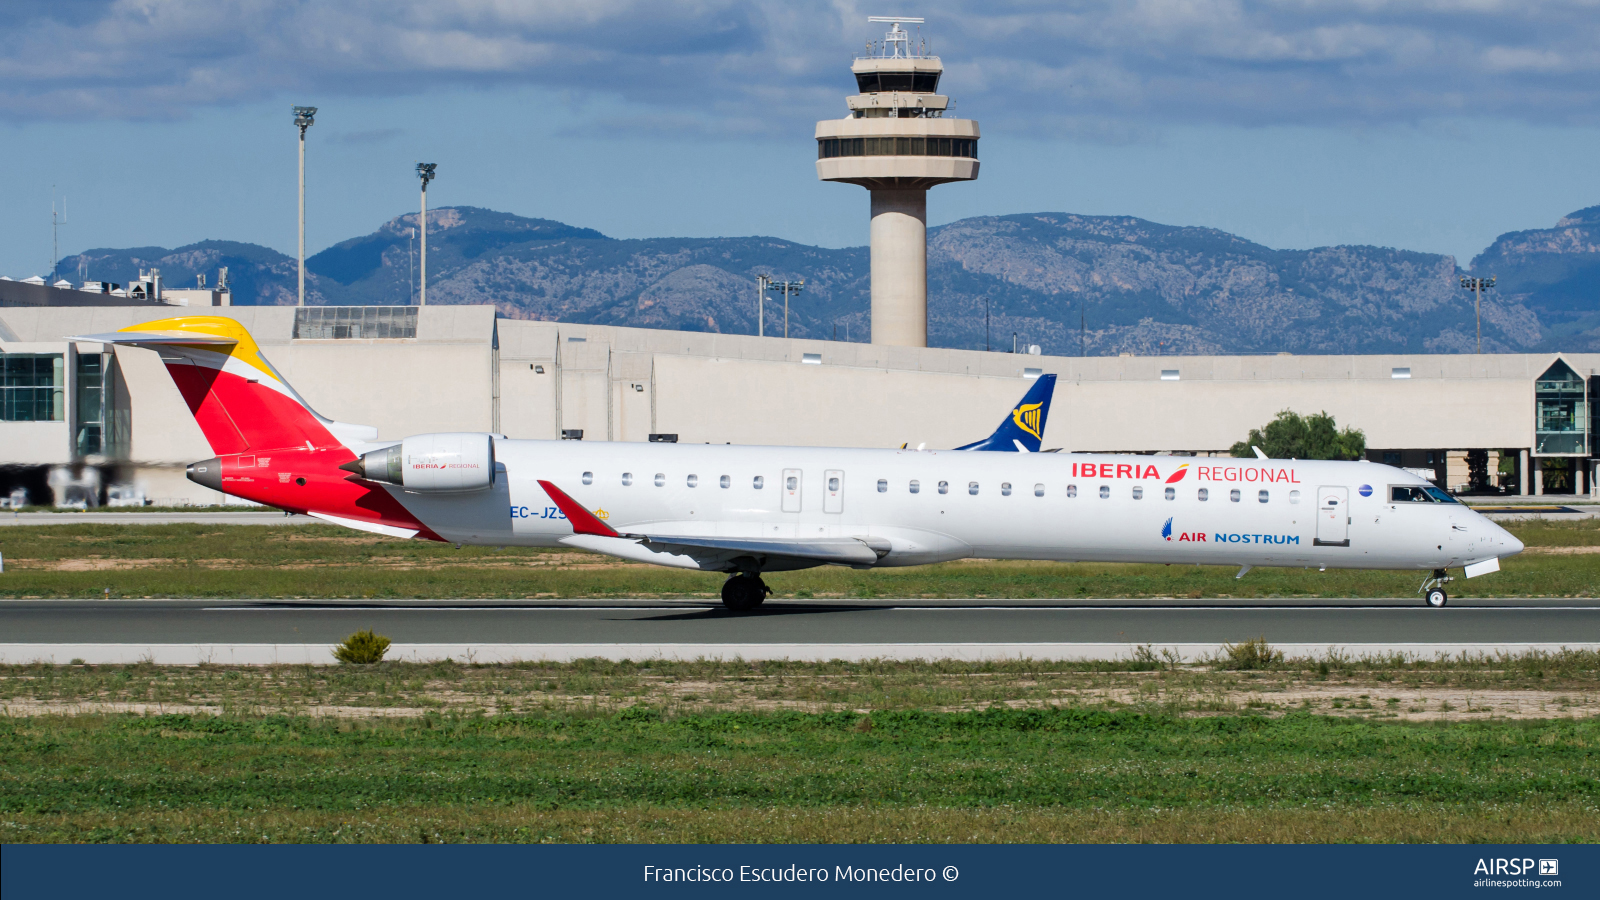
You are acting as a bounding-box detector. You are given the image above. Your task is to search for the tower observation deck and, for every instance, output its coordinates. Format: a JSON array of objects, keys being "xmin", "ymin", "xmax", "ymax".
[{"xmin": 816, "ymin": 16, "xmax": 979, "ymax": 347}]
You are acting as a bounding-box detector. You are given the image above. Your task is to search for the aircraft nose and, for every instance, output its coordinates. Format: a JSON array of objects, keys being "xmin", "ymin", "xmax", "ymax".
[
  {"xmin": 1502, "ymin": 528, "xmax": 1525, "ymax": 557},
  {"xmin": 1490, "ymin": 519, "xmax": 1523, "ymax": 556}
]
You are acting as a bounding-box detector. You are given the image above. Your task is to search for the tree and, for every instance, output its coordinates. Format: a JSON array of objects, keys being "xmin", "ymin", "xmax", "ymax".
[{"xmin": 1230, "ymin": 410, "xmax": 1365, "ymax": 460}]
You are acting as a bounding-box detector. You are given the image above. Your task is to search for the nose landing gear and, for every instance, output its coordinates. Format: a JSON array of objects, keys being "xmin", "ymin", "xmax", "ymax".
[
  {"xmin": 1420, "ymin": 568, "xmax": 1452, "ymax": 608},
  {"xmin": 721, "ymin": 573, "xmax": 770, "ymax": 612}
]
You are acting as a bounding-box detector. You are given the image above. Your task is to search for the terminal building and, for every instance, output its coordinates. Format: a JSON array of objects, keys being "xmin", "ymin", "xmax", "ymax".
[
  {"xmin": 1, "ymin": 303, "xmax": 1595, "ymax": 507},
  {"xmin": 1, "ymin": 18, "xmax": 1595, "ymax": 506}
]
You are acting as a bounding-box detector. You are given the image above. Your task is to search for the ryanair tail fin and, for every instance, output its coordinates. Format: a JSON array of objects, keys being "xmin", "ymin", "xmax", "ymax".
[
  {"xmin": 70, "ymin": 316, "xmax": 376, "ymax": 455},
  {"xmin": 954, "ymin": 373, "xmax": 1056, "ymax": 452}
]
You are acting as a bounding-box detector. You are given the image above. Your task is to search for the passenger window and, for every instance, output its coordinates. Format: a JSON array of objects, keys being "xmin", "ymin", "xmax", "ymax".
[
  {"xmin": 687, "ymin": 474, "xmax": 698, "ymax": 488},
  {"xmin": 1230, "ymin": 489, "xmax": 1241, "ymax": 502},
  {"xmin": 622, "ymin": 472, "xmax": 633, "ymax": 486},
  {"xmin": 1258, "ymin": 489, "xmax": 1269, "ymax": 503},
  {"xmin": 968, "ymin": 482, "xmax": 979, "ymax": 495},
  {"xmin": 1099, "ymin": 485, "xmax": 1110, "ymax": 499},
  {"xmin": 1289, "ymin": 490, "xmax": 1300, "ymax": 504},
  {"xmin": 582, "ymin": 471, "xmax": 593, "ymax": 485},
  {"xmin": 1164, "ymin": 486, "xmax": 1175, "ymax": 500},
  {"xmin": 1198, "ymin": 488, "xmax": 1208, "ymax": 501},
  {"xmin": 654, "ymin": 473, "xmax": 665, "ymax": 487},
  {"xmin": 1067, "ymin": 484, "xmax": 1077, "ymax": 498},
  {"xmin": 938, "ymin": 481, "xmax": 949, "ymax": 494},
  {"xmin": 1034, "ymin": 483, "xmax": 1045, "ymax": 497},
  {"xmin": 876, "ymin": 479, "xmax": 887, "ymax": 493},
  {"xmin": 1001, "ymin": 482, "xmax": 1012, "ymax": 496},
  {"xmin": 753, "ymin": 476, "xmax": 764, "ymax": 489},
  {"xmin": 786, "ymin": 476, "xmax": 798, "ymax": 490},
  {"xmin": 720, "ymin": 475, "xmax": 730, "ymax": 488},
  {"xmin": 909, "ymin": 479, "xmax": 920, "ymax": 494},
  {"xmin": 1391, "ymin": 486, "xmax": 1429, "ymax": 502},
  {"xmin": 1132, "ymin": 486, "xmax": 1144, "ymax": 500},
  {"xmin": 828, "ymin": 476, "xmax": 840, "ymax": 491}
]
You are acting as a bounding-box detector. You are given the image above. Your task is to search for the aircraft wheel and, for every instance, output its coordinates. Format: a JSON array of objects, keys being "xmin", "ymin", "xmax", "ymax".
[
  {"xmin": 721, "ymin": 575, "xmax": 767, "ymax": 612},
  {"xmin": 1424, "ymin": 588, "xmax": 1448, "ymax": 608}
]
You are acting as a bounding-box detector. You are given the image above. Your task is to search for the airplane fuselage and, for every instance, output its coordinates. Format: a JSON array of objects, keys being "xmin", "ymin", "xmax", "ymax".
[{"xmin": 384, "ymin": 440, "xmax": 1520, "ymax": 572}]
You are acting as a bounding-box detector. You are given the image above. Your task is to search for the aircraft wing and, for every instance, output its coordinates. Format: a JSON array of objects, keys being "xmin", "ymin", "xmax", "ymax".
[{"xmin": 539, "ymin": 480, "xmax": 889, "ymax": 571}]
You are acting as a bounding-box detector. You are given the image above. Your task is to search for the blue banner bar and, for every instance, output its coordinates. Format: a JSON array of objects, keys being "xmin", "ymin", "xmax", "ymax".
[{"xmin": 3, "ymin": 844, "xmax": 1593, "ymax": 899}]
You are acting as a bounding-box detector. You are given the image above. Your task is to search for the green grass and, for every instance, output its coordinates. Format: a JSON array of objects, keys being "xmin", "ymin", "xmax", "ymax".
[
  {"xmin": 2, "ymin": 708, "xmax": 1595, "ymax": 843},
  {"xmin": 4, "ymin": 656, "xmax": 1595, "ymax": 843},
  {"xmin": 0, "ymin": 520, "xmax": 1594, "ymax": 598}
]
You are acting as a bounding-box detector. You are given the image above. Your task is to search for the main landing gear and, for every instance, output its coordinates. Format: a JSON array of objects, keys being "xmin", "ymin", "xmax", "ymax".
[
  {"xmin": 1420, "ymin": 568, "xmax": 1452, "ymax": 608},
  {"xmin": 721, "ymin": 573, "xmax": 770, "ymax": 612}
]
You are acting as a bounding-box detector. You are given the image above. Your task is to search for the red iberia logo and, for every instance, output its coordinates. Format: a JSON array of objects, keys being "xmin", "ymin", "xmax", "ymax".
[{"xmin": 1165, "ymin": 464, "xmax": 1190, "ymax": 484}]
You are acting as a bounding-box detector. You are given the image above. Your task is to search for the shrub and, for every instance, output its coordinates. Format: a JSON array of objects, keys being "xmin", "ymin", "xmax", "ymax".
[
  {"xmin": 1221, "ymin": 636, "xmax": 1283, "ymax": 670},
  {"xmin": 333, "ymin": 629, "xmax": 391, "ymax": 665}
]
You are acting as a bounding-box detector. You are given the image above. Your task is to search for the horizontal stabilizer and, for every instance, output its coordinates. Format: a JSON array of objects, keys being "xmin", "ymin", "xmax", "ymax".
[{"xmin": 68, "ymin": 330, "xmax": 238, "ymax": 346}]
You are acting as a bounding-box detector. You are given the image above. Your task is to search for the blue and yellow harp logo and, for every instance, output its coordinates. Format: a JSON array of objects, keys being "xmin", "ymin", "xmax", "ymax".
[{"xmin": 1011, "ymin": 402, "xmax": 1044, "ymax": 440}]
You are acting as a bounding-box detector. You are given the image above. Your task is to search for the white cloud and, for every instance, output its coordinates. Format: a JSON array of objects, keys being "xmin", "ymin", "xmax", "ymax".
[{"xmin": 0, "ymin": 0, "xmax": 1595, "ymax": 133}]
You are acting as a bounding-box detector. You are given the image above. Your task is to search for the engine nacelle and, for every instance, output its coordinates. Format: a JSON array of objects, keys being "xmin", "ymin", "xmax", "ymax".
[{"xmin": 345, "ymin": 433, "xmax": 495, "ymax": 492}]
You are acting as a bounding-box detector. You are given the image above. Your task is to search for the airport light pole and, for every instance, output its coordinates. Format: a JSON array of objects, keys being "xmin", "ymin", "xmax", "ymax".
[
  {"xmin": 767, "ymin": 279, "xmax": 804, "ymax": 339},
  {"xmin": 294, "ymin": 106, "xmax": 317, "ymax": 306},
  {"xmin": 417, "ymin": 163, "xmax": 437, "ymax": 306},
  {"xmin": 1460, "ymin": 275, "xmax": 1495, "ymax": 354},
  {"xmin": 755, "ymin": 274, "xmax": 771, "ymax": 337}
]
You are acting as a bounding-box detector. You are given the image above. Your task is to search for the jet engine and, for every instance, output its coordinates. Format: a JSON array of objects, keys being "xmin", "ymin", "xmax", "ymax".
[{"xmin": 341, "ymin": 433, "xmax": 495, "ymax": 492}]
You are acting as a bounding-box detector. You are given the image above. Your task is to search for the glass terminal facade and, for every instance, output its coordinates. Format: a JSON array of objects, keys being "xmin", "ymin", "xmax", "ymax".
[
  {"xmin": 74, "ymin": 352, "xmax": 105, "ymax": 456},
  {"xmin": 1533, "ymin": 358, "xmax": 1588, "ymax": 455},
  {"xmin": 818, "ymin": 137, "xmax": 977, "ymax": 160},
  {"xmin": 0, "ymin": 353, "xmax": 65, "ymax": 422},
  {"xmin": 294, "ymin": 306, "xmax": 419, "ymax": 340}
]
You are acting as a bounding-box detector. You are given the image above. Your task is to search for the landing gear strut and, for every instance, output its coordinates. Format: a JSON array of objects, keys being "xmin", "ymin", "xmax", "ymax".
[
  {"xmin": 1420, "ymin": 568, "xmax": 1452, "ymax": 608},
  {"xmin": 721, "ymin": 573, "xmax": 769, "ymax": 612}
]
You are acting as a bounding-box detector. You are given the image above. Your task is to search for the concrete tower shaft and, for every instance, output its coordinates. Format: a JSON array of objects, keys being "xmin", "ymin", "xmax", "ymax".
[{"xmin": 816, "ymin": 18, "xmax": 978, "ymax": 347}]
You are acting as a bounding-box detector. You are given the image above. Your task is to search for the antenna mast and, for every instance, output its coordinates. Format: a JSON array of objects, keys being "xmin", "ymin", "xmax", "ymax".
[{"xmin": 51, "ymin": 189, "xmax": 67, "ymax": 281}]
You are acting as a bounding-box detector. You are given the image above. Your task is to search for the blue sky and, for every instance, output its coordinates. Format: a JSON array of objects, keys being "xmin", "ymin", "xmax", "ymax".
[{"xmin": 2, "ymin": 1, "xmax": 1597, "ymax": 279}]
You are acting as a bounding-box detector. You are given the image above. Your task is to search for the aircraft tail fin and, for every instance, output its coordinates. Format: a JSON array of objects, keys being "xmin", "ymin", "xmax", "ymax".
[
  {"xmin": 954, "ymin": 373, "xmax": 1057, "ymax": 452},
  {"xmin": 70, "ymin": 316, "xmax": 376, "ymax": 456}
]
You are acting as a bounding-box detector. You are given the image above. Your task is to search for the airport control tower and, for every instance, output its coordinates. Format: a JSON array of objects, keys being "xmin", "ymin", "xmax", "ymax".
[{"xmin": 816, "ymin": 16, "xmax": 979, "ymax": 347}]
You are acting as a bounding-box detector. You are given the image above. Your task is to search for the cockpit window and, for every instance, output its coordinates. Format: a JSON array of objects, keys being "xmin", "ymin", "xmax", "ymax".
[{"xmin": 1391, "ymin": 485, "xmax": 1458, "ymax": 503}]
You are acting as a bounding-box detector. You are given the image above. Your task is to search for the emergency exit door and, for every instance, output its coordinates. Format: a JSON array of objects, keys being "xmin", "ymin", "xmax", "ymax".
[
  {"xmin": 824, "ymin": 470, "xmax": 844, "ymax": 513},
  {"xmin": 1315, "ymin": 486, "xmax": 1349, "ymax": 547},
  {"xmin": 782, "ymin": 469, "xmax": 802, "ymax": 512}
]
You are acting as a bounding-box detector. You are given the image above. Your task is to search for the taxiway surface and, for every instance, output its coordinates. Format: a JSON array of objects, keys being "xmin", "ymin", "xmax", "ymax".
[{"xmin": 4, "ymin": 597, "xmax": 1597, "ymax": 645}]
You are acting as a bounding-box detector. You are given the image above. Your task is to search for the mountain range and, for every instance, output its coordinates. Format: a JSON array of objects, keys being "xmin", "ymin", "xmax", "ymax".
[{"xmin": 56, "ymin": 204, "xmax": 1600, "ymax": 355}]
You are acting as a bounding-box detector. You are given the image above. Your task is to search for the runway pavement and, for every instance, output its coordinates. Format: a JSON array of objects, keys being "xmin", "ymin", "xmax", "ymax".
[
  {"xmin": 3, "ymin": 597, "xmax": 1597, "ymax": 664},
  {"xmin": 0, "ymin": 511, "xmax": 315, "ymax": 526}
]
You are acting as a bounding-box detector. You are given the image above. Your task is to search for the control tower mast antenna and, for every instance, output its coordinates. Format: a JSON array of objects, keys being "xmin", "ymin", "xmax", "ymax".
[{"xmin": 815, "ymin": 16, "xmax": 979, "ymax": 347}]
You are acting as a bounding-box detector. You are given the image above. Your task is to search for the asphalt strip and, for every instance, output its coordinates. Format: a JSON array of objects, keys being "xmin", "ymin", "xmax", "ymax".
[{"xmin": 3, "ymin": 642, "xmax": 1597, "ymax": 665}]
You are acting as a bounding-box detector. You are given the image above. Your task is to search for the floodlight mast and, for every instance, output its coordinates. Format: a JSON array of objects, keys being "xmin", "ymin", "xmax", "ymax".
[
  {"xmin": 768, "ymin": 279, "xmax": 805, "ymax": 339},
  {"xmin": 1460, "ymin": 275, "xmax": 1496, "ymax": 354},
  {"xmin": 755, "ymin": 274, "xmax": 771, "ymax": 337},
  {"xmin": 294, "ymin": 106, "xmax": 317, "ymax": 306},
  {"xmin": 417, "ymin": 163, "xmax": 437, "ymax": 306}
]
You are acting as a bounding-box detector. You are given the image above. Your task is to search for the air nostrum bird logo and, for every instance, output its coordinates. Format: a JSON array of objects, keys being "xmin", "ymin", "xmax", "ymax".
[
  {"xmin": 1162, "ymin": 517, "xmax": 1174, "ymax": 541},
  {"xmin": 1012, "ymin": 402, "xmax": 1044, "ymax": 440}
]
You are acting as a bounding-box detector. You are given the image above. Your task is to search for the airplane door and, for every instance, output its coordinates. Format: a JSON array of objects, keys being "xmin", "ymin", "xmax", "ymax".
[
  {"xmin": 1315, "ymin": 486, "xmax": 1350, "ymax": 547},
  {"xmin": 824, "ymin": 470, "xmax": 844, "ymax": 514},
  {"xmin": 782, "ymin": 469, "xmax": 802, "ymax": 513}
]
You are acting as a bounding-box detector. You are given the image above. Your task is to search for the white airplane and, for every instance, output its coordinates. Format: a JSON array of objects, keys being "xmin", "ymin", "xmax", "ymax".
[{"xmin": 78, "ymin": 316, "xmax": 1523, "ymax": 610}]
